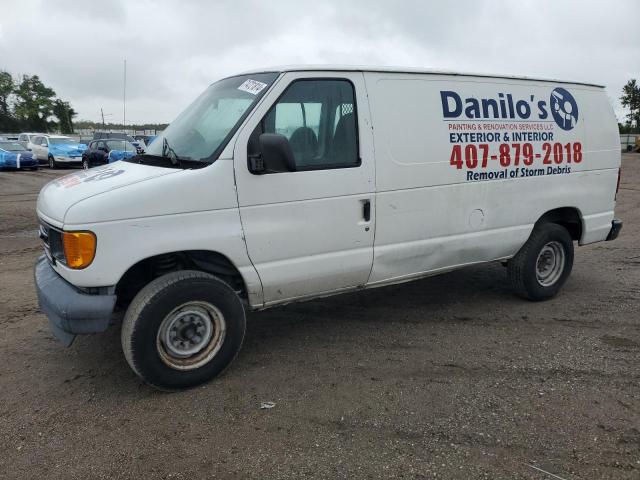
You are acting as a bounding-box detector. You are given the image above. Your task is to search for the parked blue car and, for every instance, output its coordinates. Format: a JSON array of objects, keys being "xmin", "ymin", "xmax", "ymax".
[{"xmin": 0, "ymin": 141, "xmax": 38, "ymax": 170}]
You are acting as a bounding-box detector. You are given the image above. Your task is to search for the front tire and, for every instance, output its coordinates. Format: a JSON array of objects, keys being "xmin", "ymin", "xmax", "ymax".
[
  {"xmin": 48, "ymin": 155, "xmax": 57, "ymax": 169},
  {"xmin": 82, "ymin": 158, "xmax": 90, "ymax": 170},
  {"xmin": 121, "ymin": 270, "xmax": 246, "ymax": 390},
  {"xmin": 508, "ymin": 223, "xmax": 574, "ymax": 301}
]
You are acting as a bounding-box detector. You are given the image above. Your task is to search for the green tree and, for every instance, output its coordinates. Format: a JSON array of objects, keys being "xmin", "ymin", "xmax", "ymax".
[
  {"xmin": 621, "ymin": 79, "xmax": 640, "ymax": 131},
  {"xmin": 53, "ymin": 99, "xmax": 76, "ymax": 134},
  {"xmin": 0, "ymin": 71, "xmax": 13, "ymax": 116},
  {"xmin": 13, "ymin": 74, "xmax": 56, "ymax": 131},
  {"xmin": 0, "ymin": 71, "xmax": 16, "ymax": 131}
]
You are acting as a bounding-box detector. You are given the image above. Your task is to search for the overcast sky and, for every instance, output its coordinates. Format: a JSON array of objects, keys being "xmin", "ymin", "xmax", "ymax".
[{"xmin": 0, "ymin": 0, "xmax": 638, "ymax": 125}]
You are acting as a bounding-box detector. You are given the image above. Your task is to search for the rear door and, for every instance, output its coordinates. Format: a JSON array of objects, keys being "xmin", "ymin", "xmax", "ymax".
[
  {"xmin": 97, "ymin": 141, "xmax": 109, "ymax": 164},
  {"xmin": 42, "ymin": 137, "xmax": 50, "ymax": 158},
  {"xmin": 233, "ymin": 72, "xmax": 376, "ymax": 306}
]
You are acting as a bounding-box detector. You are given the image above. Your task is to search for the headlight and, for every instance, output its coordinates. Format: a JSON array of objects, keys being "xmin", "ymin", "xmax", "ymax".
[{"xmin": 62, "ymin": 231, "xmax": 96, "ymax": 269}]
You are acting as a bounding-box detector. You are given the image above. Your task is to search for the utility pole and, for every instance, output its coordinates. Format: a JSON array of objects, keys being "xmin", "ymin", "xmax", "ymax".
[
  {"xmin": 100, "ymin": 108, "xmax": 113, "ymax": 129},
  {"xmin": 123, "ymin": 58, "xmax": 127, "ymax": 135}
]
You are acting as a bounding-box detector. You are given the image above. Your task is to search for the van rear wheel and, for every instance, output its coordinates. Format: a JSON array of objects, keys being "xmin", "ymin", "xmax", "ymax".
[
  {"xmin": 121, "ymin": 270, "xmax": 246, "ymax": 390},
  {"xmin": 507, "ymin": 223, "xmax": 573, "ymax": 301}
]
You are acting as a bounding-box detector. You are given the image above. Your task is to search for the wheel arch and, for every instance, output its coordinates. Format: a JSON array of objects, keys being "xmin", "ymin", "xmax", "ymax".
[
  {"xmin": 115, "ymin": 250, "xmax": 248, "ymax": 305},
  {"xmin": 535, "ymin": 207, "xmax": 583, "ymax": 241}
]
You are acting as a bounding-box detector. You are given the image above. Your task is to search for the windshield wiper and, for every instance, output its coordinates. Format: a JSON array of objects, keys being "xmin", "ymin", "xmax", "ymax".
[
  {"xmin": 126, "ymin": 153, "xmax": 208, "ymax": 169},
  {"xmin": 162, "ymin": 137, "xmax": 180, "ymax": 165}
]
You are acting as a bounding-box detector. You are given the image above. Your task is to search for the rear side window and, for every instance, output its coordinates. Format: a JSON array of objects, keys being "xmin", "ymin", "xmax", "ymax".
[{"xmin": 254, "ymin": 79, "xmax": 359, "ymax": 171}]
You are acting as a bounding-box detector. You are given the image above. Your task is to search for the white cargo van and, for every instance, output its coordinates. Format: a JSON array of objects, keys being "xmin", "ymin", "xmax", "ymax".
[{"xmin": 35, "ymin": 66, "xmax": 622, "ymax": 390}]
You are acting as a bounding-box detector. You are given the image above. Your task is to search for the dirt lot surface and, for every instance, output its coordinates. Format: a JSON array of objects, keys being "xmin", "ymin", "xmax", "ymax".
[{"xmin": 0, "ymin": 155, "xmax": 638, "ymax": 479}]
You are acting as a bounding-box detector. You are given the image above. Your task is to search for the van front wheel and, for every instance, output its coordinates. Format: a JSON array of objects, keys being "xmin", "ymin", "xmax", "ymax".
[
  {"xmin": 121, "ymin": 270, "xmax": 246, "ymax": 390},
  {"xmin": 507, "ymin": 223, "xmax": 574, "ymax": 301}
]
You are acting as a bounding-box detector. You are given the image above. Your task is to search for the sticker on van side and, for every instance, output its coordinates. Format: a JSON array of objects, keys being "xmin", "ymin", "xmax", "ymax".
[
  {"xmin": 440, "ymin": 87, "xmax": 581, "ymax": 182},
  {"xmin": 237, "ymin": 79, "xmax": 268, "ymax": 95}
]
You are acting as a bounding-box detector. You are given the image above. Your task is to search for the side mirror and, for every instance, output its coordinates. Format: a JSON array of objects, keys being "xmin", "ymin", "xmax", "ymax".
[{"xmin": 249, "ymin": 133, "xmax": 296, "ymax": 174}]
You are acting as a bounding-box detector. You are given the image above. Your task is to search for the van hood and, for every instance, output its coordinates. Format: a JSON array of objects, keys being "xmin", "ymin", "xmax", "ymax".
[{"xmin": 37, "ymin": 161, "xmax": 179, "ymax": 224}]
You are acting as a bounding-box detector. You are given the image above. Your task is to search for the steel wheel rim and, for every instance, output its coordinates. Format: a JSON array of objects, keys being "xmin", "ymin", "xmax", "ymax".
[
  {"xmin": 82, "ymin": 160, "xmax": 88, "ymax": 170},
  {"xmin": 535, "ymin": 241, "xmax": 565, "ymax": 287},
  {"xmin": 156, "ymin": 301, "xmax": 226, "ymax": 371}
]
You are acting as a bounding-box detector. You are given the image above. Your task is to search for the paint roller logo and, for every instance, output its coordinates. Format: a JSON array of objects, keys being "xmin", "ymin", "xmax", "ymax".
[{"xmin": 550, "ymin": 87, "xmax": 578, "ymax": 131}]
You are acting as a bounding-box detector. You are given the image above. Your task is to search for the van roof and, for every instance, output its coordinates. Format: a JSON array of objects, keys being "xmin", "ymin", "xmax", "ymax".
[{"xmin": 237, "ymin": 65, "xmax": 604, "ymax": 88}]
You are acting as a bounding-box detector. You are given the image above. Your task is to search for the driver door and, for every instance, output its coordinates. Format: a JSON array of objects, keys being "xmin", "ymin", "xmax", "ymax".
[{"xmin": 233, "ymin": 72, "xmax": 376, "ymax": 307}]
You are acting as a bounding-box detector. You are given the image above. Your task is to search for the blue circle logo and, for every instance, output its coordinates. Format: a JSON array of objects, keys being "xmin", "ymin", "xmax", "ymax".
[{"xmin": 550, "ymin": 88, "xmax": 578, "ymax": 131}]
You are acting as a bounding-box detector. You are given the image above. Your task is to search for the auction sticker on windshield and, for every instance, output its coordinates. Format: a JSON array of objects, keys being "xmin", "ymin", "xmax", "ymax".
[{"xmin": 237, "ymin": 79, "xmax": 268, "ymax": 95}]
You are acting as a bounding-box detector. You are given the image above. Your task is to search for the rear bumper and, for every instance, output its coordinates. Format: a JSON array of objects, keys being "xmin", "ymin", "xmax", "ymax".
[
  {"xmin": 606, "ymin": 219, "xmax": 623, "ymax": 241},
  {"xmin": 34, "ymin": 255, "xmax": 116, "ymax": 346}
]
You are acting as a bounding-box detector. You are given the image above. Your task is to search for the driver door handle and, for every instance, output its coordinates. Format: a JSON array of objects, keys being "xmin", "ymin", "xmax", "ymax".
[{"xmin": 363, "ymin": 199, "xmax": 371, "ymax": 222}]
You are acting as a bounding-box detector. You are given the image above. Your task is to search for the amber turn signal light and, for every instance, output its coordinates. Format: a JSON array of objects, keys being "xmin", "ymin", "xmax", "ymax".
[{"xmin": 62, "ymin": 231, "xmax": 96, "ymax": 269}]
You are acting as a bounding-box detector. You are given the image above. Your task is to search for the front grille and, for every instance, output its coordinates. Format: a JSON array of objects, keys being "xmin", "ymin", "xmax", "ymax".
[
  {"xmin": 39, "ymin": 220, "xmax": 64, "ymax": 265},
  {"xmin": 39, "ymin": 222, "xmax": 51, "ymax": 261}
]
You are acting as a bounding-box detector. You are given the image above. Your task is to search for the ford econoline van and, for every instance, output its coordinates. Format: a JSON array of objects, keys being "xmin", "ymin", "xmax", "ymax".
[{"xmin": 35, "ymin": 66, "xmax": 622, "ymax": 390}]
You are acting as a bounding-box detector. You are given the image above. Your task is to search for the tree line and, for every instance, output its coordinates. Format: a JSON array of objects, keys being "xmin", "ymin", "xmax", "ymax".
[
  {"xmin": 0, "ymin": 71, "xmax": 77, "ymax": 134},
  {"xmin": 73, "ymin": 120, "xmax": 168, "ymax": 132}
]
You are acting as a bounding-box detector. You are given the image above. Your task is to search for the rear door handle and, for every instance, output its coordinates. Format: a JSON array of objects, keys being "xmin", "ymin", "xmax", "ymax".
[{"xmin": 363, "ymin": 199, "xmax": 371, "ymax": 222}]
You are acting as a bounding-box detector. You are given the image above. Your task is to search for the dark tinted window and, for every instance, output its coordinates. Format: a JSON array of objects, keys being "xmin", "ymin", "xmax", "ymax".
[{"xmin": 256, "ymin": 79, "xmax": 358, "ymax": 171}]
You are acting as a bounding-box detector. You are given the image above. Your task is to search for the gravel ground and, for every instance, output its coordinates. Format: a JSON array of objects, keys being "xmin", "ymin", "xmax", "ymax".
[{"xmin": 0, "ymin": 155, "xmax": 638, "ymax": 480}]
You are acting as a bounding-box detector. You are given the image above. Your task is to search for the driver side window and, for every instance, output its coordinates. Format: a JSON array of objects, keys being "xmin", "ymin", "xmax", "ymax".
[{"xmin": 250, "ymin": 79, "xmax": 359, "ymax": 171}]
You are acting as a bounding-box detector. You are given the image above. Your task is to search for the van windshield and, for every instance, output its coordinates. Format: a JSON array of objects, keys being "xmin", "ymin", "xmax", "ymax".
[{"xmin": 142, "ymin": 72, "xmax": 279, "ymax": 164}]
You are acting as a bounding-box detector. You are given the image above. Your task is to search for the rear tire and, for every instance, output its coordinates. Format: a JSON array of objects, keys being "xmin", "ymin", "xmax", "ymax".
[
  {"xmin": 121, "ymin": 270, "xmax": 246, "ymax": 390},
  {"xmin": 508, "ymin": 223, "xmax": 574, "ymax": 301},
  {"xmin": 48, "ymin": 155, "xmax": 57, "ymax": 169}
]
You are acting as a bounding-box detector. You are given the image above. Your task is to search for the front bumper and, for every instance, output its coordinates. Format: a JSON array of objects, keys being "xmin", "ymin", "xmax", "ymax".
[
  {"xmin": 0, "ymin": 158, "xmax": 37, "ymax": 169},
  {"xmin": 606, "ymin": 219, "xmax": 623, "ymax": 241},
  {"xmin": 54, "ymin": 155, "xmax": 82, "ymax": 163},
  {"xmin": 34, "ymin": 255, "xmax": 116, "ymax": 346}
]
